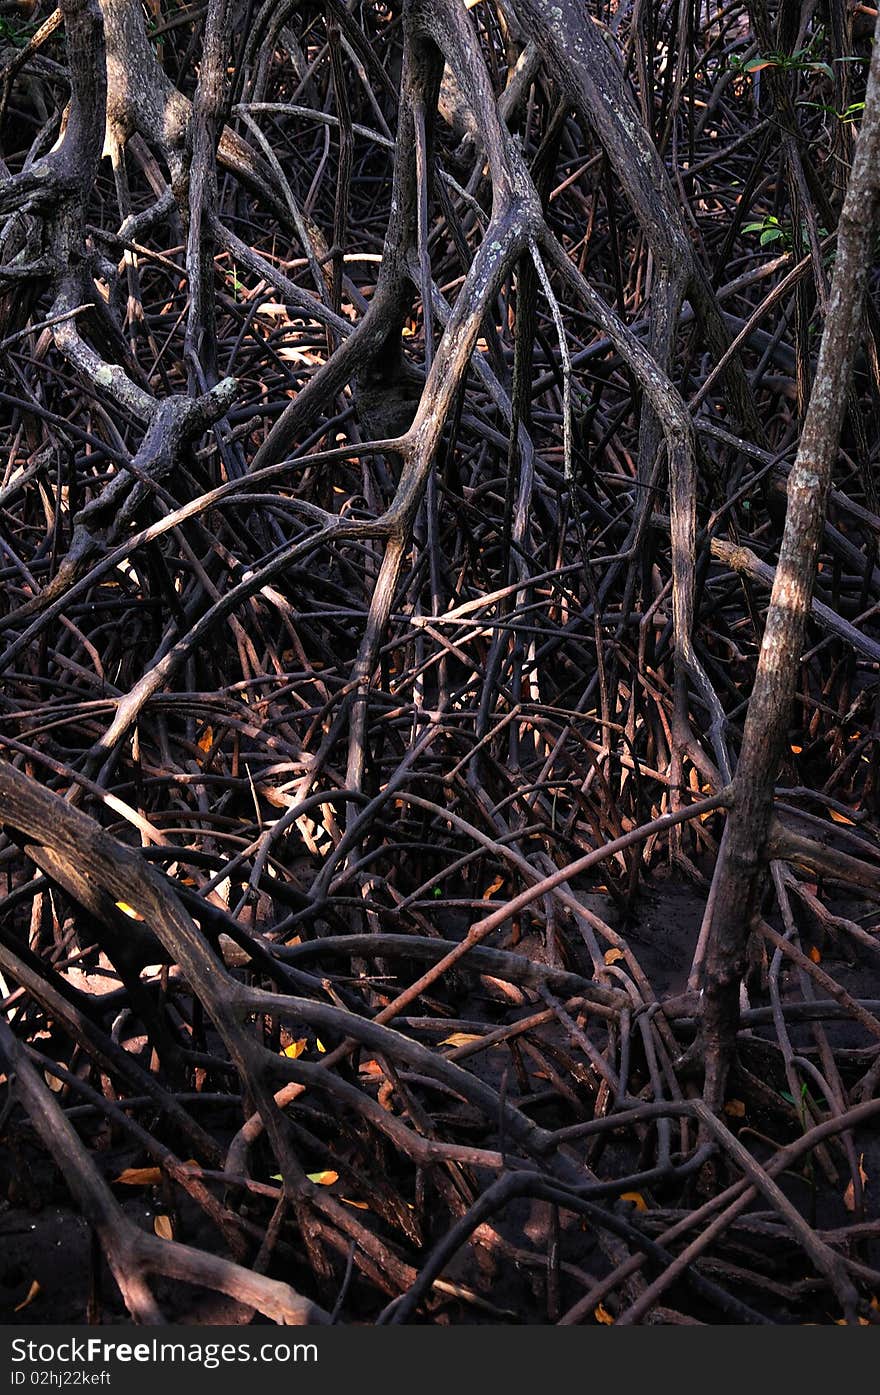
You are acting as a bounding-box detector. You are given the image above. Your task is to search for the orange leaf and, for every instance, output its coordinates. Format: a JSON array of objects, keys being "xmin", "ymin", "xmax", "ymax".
[
  {"xmin": 197, "ymin": 726, "xmax": 214, "ymax": 753},
  {"xmin": 14, "ymin": 1280, "xmax": 40, "ymax": 1313},
  {"xmin": 482, "ymin": 875, "xmax": 504, "ymax": 900},
  {"xmin": 115, "ymin": 1166, "xmax": 163, "ymax": 1186},
  {"xmin": 619, "ymin": 1191, "xmax": 648, "ymax": 1212},
  {"xmin": 844, "ymin": 1153, "xmax": 869, "ymax": 1212},
  {"xmin": 724, "ymin": 1099, "xmax": 746, "ymax": 1119},
  {"xmin": 153, "ymin": 1214, "xmax": 174, "ymax": 1239},
  {"xmin": 808, "ymin": 946, "xmax": 821, "ymax": 964},
  {"xmin": 604, "ymin": 948, "xmax": 625, "ymax": 966},
  {"xmin": 340, "ymin": 1197, "xmax": 370, "ymax": 1210},
  {"xmin": 307, "ymin": 1170, "xmax": 338, "ymax": 1186},
  {"xmin": 829, "ymin": 809, "xmax": 856, "ymax": 825},
  {"xmin": 594, "ymin": 1304, "xmax": 614, "ymax": 1325}
]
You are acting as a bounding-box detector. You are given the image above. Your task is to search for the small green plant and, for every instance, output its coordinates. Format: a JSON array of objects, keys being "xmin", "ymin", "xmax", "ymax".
[
  {"xmin": 730, "ymin": 46, "xmax": 834, "ymax": 80},
  {"xmin": 743, "ymin": 213, "xmax": 786, "ymax": 247},
  {"xmin": 743, "ymin": 214, "xmax": 830, "ymax": 252},
  {"xmin": 0, "ymin": 15, "xmax": 38, "ymax": 47},
  {"xmin": 801, "ymin": 98, "xmax": 866, "ymax": 123}
]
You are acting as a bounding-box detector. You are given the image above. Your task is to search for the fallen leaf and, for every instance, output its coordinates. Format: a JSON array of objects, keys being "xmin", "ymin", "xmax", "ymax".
[
  {"xmin": 604, "ymin": 948, "xmax": 625, "ymax": 966},
  {"xmin": 594, "ymin": 1303, "xmax": 614, "ymax": 1325},
  {"xmin": 14, "ymin": 1280, "xmax": 40, "ymax": 1313},
  {"xmin": 808, "ymin": 946, "xmax": 822, "ymax": 964},
  {"xmin": 790, "ymin": 744, "xmax": 803, "ymax": 755},
  {"xmin": 43, "ymin": 1070, "xmax": 64, "ymax": 1093},
  {"xmin": 340, "ymin": 1197, "xmax": 370, "ymax": 1210},
  {"xmin": 482, "ymin": 875, "xmax": 504, "ymax": 900},
  {"xmin": 723, "ymin": 1099, "xmax": 746, "ymax": 1119},
  {"xmin": 316, "ymin": 1038, "xmax": 326, "ymax": 1054},
  {"xmin": 197, "ymin": 726, "xmax": 214, "ymax": 753},
  {"xmin": 281, "ymin": 1038, "xmax": 307, "ymax": 1059},
  {"xmin": 359, "ymin": 1059, "xmax": 384, "ymax": 1077},
  {"xmin": 440, "ymin": 1032, "xmax": 484, "ymax": 1048},
  {"xmin": 115, "ymin": 1166, "xmax": 163, "ymax": 1187},
  {"xmin": 829, "ymin": 809, "xmax": 856, "ymax": 825},
  {"xmin": 153, "ymin": 1214, "xmax": 173, "ymax": 1239},
  {"xmin": 115, "ymin": 901, "xmax": 144, "ymax": 921},
  {"xmin": 844, "ymin": 1153, "xmax": 869, "ymax": 1212},
  {"xmin": 307, "ymin": 1170, "xmax": 338, "ymax": 1186},
  {"xmin": 619, "ymin": 1191, "xmax": 648, "ymax": 1211}
]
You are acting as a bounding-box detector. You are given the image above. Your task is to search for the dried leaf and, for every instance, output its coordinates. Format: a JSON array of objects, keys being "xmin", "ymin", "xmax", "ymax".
[
  {"xmin": 281, "ymin": 1038, "xmax": 307, "ymax": 1059},
  {"xmin": 440, "ymin": 1032, "xmax": 484, "ymax": 1048},
  {"xmin": 14, "ymin": 1280, "xmax": 40, "ymax": 1313},
  {"xmin": 153, "ymin": 1214, "xmax": 173, "ymax": 1239},
  {"xmin": 43, "ymin": 1070, "xmax": 64, "ymax": 1093},
  {"xmin": 340, "ymin": 1197, "xmax": 370, "ymax": 1210},
  {"xmin": 359, "ymin": 1059, "xmax": 384, "ymax": 1078},
  {"xmin": 829, "ymin": 809, "xmax": 856, "ymax": 825},
  {"xmin": 116, "ymin": 1166, "xmax": 163, "ymax": 1187},
  {"xmin": 619, "ymin": 1191, "xmax": 648, "ymax": 1211},
  {"xmin": 808, "ymin": 946, "xmax": 822, "ymax": 964},
  {"xmin": 307, "ymin": 1170, "xmax": 339, "ymax": 1186},
  {"xmin": 197, "ymin": 726, "xmax": 214, "ymax": 753},
  {"xmin": 604, "ymin": 948, "xmax": 625, "ymax": 966},
  {"xmin": 844, "ymin": 1154, "xmax": 869, "ymax": 1212},
  {"xmin": 723, "ymin": 1099, "xmax": 746, "ymax": 1118},
  {"xmin": 482, "ymin": 875, "xmax": 504, "ymax": 900},
  {"xmin": 594, "ymin": 1303, "xmax": 614, "ymax": 1325},
  {"xmin": 115, "ymin": 901, "xmax": 144, "ymax": 921}
]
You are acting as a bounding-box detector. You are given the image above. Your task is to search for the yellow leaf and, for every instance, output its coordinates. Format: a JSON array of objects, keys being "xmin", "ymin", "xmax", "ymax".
[
  {"xmin": 115, "ymin": 901, "xmax": 144, "ymax": 921},
  {"xmin": 619, "ymin": 1191, "xmax": 648, "ymax": 1211},
  {"xmin": 14, "ymin": 1280, "xmax": 40, "ymax": 1313},
  {"xmin": 594, "ymin": 1303, "xmax": 614, "ymax": 1325},
  {"xmin": 808, "ymin": 946, "xmax": 821, "ymax": 964},
  {"xmin": 844, "ymin": 1153, "xmax": 869, "ymax": 1212},
  {"xmin": 281, "ymin": 1038, "xmax": 307, "ymax": 1059},
  {"xmin": 340, "ymin": 1197, "xmax": 370, "ymax": 1210},
  {"xmin": 316, "ymin": 1038, "xmax": 326, "ymax": 1053},
  {"xmin": 307, "ymin": 1170, "xmax": 338, "ymax": 1186},
  {"xmin": 115, "ymin": 1166, "xmax": 163, "ymax": 1187},
  {"xmin": 440, "ymin": 1032, "xmax": 484, "ymax": 1048},
  {"xmin": 153, "ymin": 1214, "xmax": 173, "ymax": 1239},
  {"xmin": 724, "ymin": 1099, "xmax": 746, "ymax": 1118},
  {"xmin": 829, "ymin": 809, "xmax": 856, "ymax": 825},
  {"xmin": 482, "ymin": 875, "xmax": 504, "ymax": 900},
  {"xmin": 604, "ymin": 948, "xmax": 625, "ymax": 966}
]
